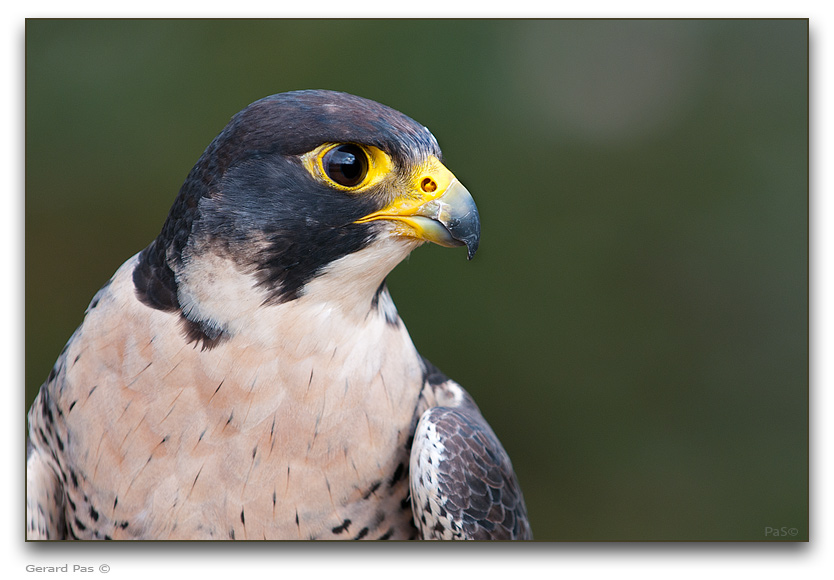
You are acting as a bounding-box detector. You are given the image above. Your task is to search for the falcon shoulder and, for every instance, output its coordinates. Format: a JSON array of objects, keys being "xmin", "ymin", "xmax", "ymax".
[
  {"xmin": 27, "ymin": 439, "xmax": 66, "ymax": 539},
  {"xmin": 410, "ymin": 360, "xmax": 532, "ymax": 540},
  {"xmin": 26, "ymin": 286, "xmax": 111, "ymax": 540}
]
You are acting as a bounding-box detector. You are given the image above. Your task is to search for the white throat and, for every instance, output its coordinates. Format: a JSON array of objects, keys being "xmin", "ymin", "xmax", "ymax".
[{"xmin": 175, "ymin": 235, "xmax": 420, "ymax": 350}]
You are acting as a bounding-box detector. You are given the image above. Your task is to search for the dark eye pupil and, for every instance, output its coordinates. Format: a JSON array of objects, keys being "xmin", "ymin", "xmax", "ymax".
[{"xmin": 323, "ymin": 144, "xmax": 368, "ymax": 187}]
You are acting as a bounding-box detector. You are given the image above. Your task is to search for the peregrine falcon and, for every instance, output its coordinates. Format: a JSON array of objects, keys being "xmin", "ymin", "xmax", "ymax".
[{"xmin": 26, "ymin": 90, "xmax": 532, "ymax": 540}]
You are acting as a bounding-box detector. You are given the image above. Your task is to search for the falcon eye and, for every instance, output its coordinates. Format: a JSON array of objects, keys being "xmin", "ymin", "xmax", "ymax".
[
  {"xmin": 322, "ymin": 144, "xmax": 369, "ymax": 188},
  {"xmin": 302, "ymin": 142, "xmax": 391, "ymax": 191}
]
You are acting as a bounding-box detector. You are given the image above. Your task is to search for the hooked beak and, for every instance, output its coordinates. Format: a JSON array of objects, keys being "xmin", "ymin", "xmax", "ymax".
[{"xmin": 354, "ymin": 158, "xmax": 480, "ymax": 260}]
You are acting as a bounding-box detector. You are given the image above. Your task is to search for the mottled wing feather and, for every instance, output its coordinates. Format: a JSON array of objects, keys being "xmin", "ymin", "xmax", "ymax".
[{"xmin": 410, "ymin": 399, "xmax": 532, "ymax": 540}]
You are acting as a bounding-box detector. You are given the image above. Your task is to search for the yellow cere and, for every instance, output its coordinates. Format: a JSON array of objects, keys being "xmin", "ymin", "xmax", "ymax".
[{"xmin": 354, "ymin": 156, "xmax": 456, "ymax": 222}]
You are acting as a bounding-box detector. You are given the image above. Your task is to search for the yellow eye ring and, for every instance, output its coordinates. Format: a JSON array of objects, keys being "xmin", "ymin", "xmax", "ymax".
[{"xmin": 302, "ymin": 143, "xmax": 392, "ymax": 192}]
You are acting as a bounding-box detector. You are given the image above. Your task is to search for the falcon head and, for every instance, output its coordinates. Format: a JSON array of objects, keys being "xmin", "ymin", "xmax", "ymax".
[{"xmin": 133, "ymin": 90, "xmax": 480, "ymax": 345}]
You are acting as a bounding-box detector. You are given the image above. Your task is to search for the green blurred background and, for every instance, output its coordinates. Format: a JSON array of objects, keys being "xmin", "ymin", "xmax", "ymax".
[{"xmin": 25, "ymin": 19, "xmax": 808, "ymax": 541}]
